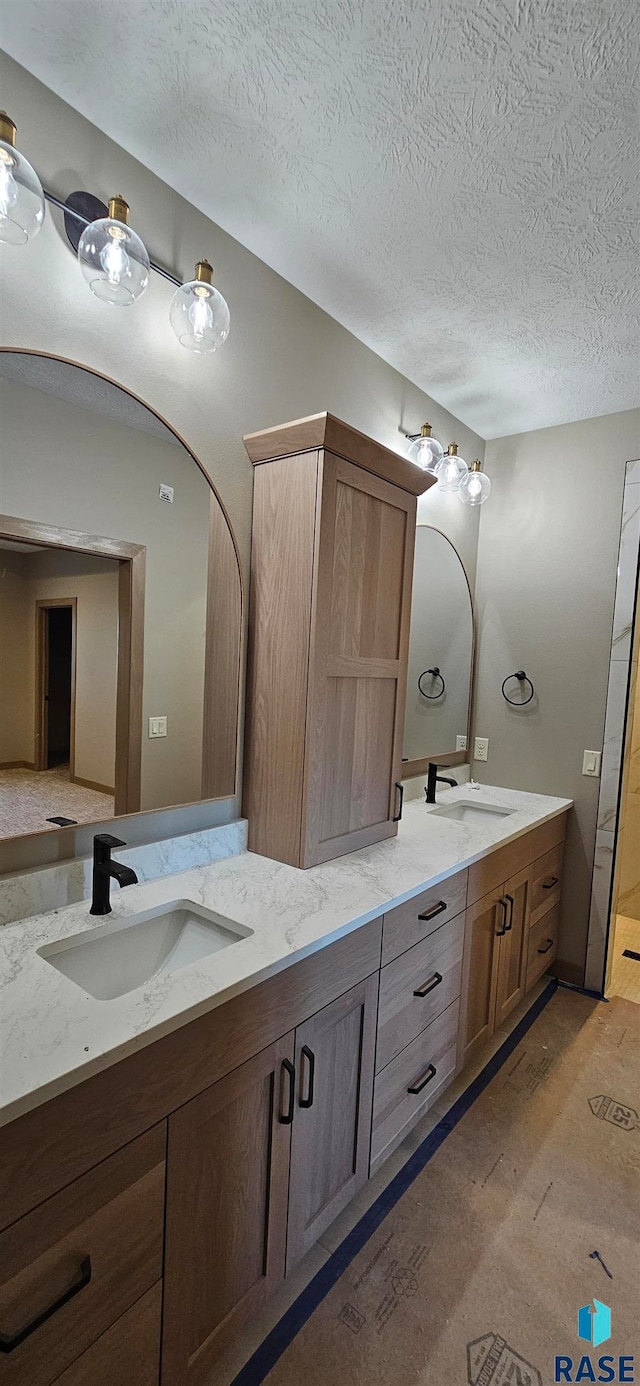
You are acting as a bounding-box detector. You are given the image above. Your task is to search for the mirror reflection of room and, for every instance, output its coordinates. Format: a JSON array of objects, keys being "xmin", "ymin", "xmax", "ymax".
[
  {"xmin": 403, "ymin": 526, "xmax": 473, "ymax": 766},
  {"xmin": 0, "ymin": 543, "xmax": 118, "ymax": 835},
  {"xmin": 0, "ymin": 355, "xmax": 230, "ymax": 843}
]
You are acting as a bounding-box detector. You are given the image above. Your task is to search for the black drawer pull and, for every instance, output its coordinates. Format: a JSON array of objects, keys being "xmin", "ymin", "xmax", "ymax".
[
  {"xmin": 407, "ymin": 1062, "xmax": 437, "ymax": 1095},
  {"xmin": 538, "ymin": 937, "xmax": 555, "ymax": 955},
  {"xmin": 542, "ymin": 876, "xmax": 559, "ymax": 890},
  {"xmin": 504, "ymin": 894, "xmax": 514, "ymax": 932},
  {"xmin": 393, "ymin": 781, "xmax": 404, "ymax": 822},
  {"xmin": 418, "ymin": 900, "xmax": 447, "ymax": 923},
  {"xmin": 299, "ymin": 1045, "xmax": 315, "ymax": 1109},
  {"xmin": 0, "ymin": 1256, "xmax": 92, "ymax": 1354},
  {"xmin": 413, "ymin": 971, "xmax": 443, "ymax": 998},
  {"xmin": 279, "ymin": 1058, "xmax": 295, "ymax": 1124}
]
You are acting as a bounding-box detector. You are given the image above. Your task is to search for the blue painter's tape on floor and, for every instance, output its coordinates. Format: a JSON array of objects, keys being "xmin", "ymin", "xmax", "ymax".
[{"xmin": 231, "ymin": 977, "xmax": 559, "ymax": 1386}]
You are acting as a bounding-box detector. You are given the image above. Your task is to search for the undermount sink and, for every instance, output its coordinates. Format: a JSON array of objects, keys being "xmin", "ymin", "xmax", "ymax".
[
  {"xmin": 38, "ymin": 900, "xmax": 253, "ymax": 1001},
  {"xmin": 430, "ymin": 800, "xmax": 514, "ymax": 826}
]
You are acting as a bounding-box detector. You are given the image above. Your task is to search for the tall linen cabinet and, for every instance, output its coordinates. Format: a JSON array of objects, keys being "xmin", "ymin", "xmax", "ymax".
[{"xmin": 243, "ymin": 413, "xmax": 433, "ymax": 867}]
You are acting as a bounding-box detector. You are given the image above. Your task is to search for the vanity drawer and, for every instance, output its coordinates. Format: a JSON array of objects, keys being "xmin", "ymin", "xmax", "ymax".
[
  {"xmin": 376, "ymin": 914, "xmax": 464, "ymax": 1073},
  {"xmin": 370, "ymin": 1001, "xmax": 459, "ymax": 1174},
  {"xmin": 0, "ymin": 1125, "xmax": 165, "ymax": 1386},
  {"xmin": 526, "ymin": 903, "xmax": 561, "ymax": 990},
  {"xmin": 529, "ymin": 843, "xmax": 564, "ymax": 921},
  {"xmin": 381, "ymin": 869, "xmax": 467, "ymax": 965},
  {"xmin": 51, "ymin": 1283, "xmax": 161, "ymax": 1386},
  {"xmin": 467, "ymin": 814, "xmax": 567, "ymax": 907}
]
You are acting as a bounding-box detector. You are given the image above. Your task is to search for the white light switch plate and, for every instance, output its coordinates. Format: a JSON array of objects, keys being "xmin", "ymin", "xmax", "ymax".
[
  {"xmin": 456, "ymin": 735, "xmax": 468, "ymax": 751},
  {"xmin": 474, "ymin": 736, "xmax": 489, "ymax": 762},
  {"xmin": 149, "ymin": 716, "xmax": 167, "ymax": 738},
  {"xmin": 582, "ymin": 749, "xmax": 601, "ymax": 777}
]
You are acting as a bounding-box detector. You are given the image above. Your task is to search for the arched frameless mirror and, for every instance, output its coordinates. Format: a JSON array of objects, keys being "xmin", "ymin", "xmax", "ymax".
[
  {"xmin": 0, "ymin": 350, "xmax": 242, "ymax": 845},
  {"xmin": 402, "ymin": 525, "xmax": 474, "ymax": 773}
]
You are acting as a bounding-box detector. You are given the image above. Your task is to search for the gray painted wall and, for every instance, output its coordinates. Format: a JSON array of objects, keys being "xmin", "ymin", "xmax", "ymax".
[
  {"xmin": 0, "ymin": 51, "xmax": 484, "ymax": 872},
  {"xmin": 473, "ymin": 409, "xmax": 640, "ymax": 981}
]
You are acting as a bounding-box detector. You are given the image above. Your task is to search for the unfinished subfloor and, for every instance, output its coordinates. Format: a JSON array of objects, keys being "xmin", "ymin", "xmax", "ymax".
[
  {"xmin": 0, "ymin": 765, "xmax": 114, "ymax": 838},
  {"xmin": 609, "ymin": 914, "xmax": 640, "ymax": 1005},
  {"xmin": 209, "ymin": 984, "xmax": 639, "ymax": 1386}
]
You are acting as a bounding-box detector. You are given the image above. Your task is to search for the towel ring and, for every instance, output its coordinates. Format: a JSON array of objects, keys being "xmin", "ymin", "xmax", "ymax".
[
  {"xmin": 502, "ymin": 670, "xmax": 535, "ymax": 706},
  {"xmin": 418, "ymin": 667, "xmax": 445, "ymax": 700}
]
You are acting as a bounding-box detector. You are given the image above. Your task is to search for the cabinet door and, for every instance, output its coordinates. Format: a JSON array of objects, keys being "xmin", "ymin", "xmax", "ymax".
[
  {"xmin": 161, "ymin": 1034, "xmax": 294, "ymax": 1386},
  {"xmin": 494, "ymin": 866, "xmax": 529, "ymax": 1028},
  {"xmin": 286, "ymin": 975, "xmax": 378, "ymax": 1271},
  {"xmin": 304, "ymin": 454, "xmax": 416, "ymax": 866},
  {"xmin": 459, "ymin": 888, "xmax": 504, "ymax": 1067}
]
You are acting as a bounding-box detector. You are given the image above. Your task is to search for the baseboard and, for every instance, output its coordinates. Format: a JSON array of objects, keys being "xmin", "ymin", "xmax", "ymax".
[
  {"xmin": 0, "ymin": 760, "xmax": 35, "ymax": 771},
  {"xmin": 71, "ymin": 775, "xmax": 115, "ymax": 796}
]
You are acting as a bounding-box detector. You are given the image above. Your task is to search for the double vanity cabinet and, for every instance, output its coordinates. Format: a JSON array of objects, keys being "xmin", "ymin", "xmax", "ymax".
[{"xmin": 0, "ymin": 808, "xmax": 568, "ymax": 1386}]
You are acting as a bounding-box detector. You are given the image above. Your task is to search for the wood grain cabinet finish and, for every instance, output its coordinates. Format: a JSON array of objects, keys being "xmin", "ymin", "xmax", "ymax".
[
  {"xmin": 50, "ymin": 1284, "xmax": 162, "ymax": 1386},
  {"xmin": 528, "ymin": 843, "xmax": 564, "ymax": 922},
  {"xmin": 526, "ymin": 902, "xmax": 561, "ymax": 989},
  {"xmin": 493, "ymin": 866, "xmax": 529, "ymax": 1030},
  {"xmin": 161, "ymin": 1034, "xmax": 295, "ymax": 1386},
  {"xmin": 459, "ymin": 887, "xmax": 504, "ymax": 1067},
  {"xmin": 286, "ymin": 975, "xmax": 379, "ymax": 1271},
  {"xmin": 0, "ymin": 1126, "xmax": 165, "ymax": 1386},
  {"xmin": 371, "ymin": 1000, "xmax": 459, "ymax": 1174},
  {"xmin": 376, "ymin": 914, "xmax": 465, "ymax": 1073},
  {"xmin": 381, "ymin": 869, "xmax": 468, "ymax": 965},
  {"xmin": 243, "ymin": 413, "xmax": 434, "ymax": 868}
]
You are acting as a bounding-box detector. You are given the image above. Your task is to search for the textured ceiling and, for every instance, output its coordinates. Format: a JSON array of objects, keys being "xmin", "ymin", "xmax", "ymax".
[
  {"xmin": 2, "ymin": 0, "xmax": 639, "ymax": 437},
  {"xmin": 0, "ymin": 354, "xmax": 179, "ymax": 442}
]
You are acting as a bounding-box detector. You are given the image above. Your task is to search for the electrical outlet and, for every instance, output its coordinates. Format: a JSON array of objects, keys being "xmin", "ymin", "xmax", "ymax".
[
  {"xmin": 474, "ymin": 736, "xmax": 489, "ymax": 762},
  {"xmin": 149, "ymin": 716, "xmax": 167, "ymax": 738},
  {"xmin": 456, "ymin": 735, "xmax": 468, "ymax": 751},
  {"xmin": 582, "ymin": 749, "xmax": 601, "ymax": 777},
  {"xmin": 158, "ymin": 483, "xmax": 174, "ymax": 504}
]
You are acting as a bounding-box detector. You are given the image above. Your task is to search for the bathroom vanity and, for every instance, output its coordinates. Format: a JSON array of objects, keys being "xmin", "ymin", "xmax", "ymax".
[{"xmin": 0, "ymin": 787, "xmax": 570, "ymax": 1386}]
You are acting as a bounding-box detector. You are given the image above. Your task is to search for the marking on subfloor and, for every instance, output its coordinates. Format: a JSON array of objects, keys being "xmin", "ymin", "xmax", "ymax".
[
  {"xmin": 467, "ymin": 1332, "xmax": 542, "ymax": 1386},
  {"xmin": 589, "ymin": 1249, "xmax": 613, "ymax": 1280},
  {"xmin": 533, "ymin": 1182, "xmax": 553, "ymax": 1221}
]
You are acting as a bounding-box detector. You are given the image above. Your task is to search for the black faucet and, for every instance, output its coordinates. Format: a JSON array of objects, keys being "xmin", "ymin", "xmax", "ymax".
[
  {"xmin": 425, "ymin": 762, "xmax": 458, "ymax": 805},
  {"xmin": 90, "ymin": 833, "xmax": 138, "ymax": 915}
]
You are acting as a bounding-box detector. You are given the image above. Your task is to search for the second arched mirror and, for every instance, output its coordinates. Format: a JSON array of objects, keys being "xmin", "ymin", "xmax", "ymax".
[{"xmin": 402, "ymin": 526, "xmax": 474, "ymax": 774}]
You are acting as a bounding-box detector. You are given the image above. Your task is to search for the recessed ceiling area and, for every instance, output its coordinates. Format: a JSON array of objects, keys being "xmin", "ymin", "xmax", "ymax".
[{"xmin": 2, "ymin": 0, "xmax": 638, "ymax": 438}]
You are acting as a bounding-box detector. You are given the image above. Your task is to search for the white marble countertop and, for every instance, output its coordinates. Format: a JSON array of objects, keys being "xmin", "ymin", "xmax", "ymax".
[{"xmin": 0, "ymin": 783, "xmax": 571, "ymax": 1127}]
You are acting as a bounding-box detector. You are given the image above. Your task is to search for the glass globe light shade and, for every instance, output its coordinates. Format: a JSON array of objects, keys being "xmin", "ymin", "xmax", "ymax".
[
  {"xmin": 407, "ymin": 423, "xmax": 443, "ymax": 475},
  {"xmin": 78, "ymin": 195, "xmax": 150, "ymax": 306},
  {"xmin": 0, "ymin": 113, "xmax": 45, "ymax": 246},
  {"xmin": 170, "ymin": 260, "xmax": 230, "ymax": 353},
  {"xmin": 437, "ymin": 443, "xmax": 469, "ymax": 493},
  {"xmin": 459, "ymin": 461, "xmax": 492, "ymax": 506}
]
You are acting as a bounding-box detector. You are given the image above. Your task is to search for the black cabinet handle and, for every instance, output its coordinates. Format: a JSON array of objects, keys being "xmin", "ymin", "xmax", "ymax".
[
  {"xmin": 504, "ymin": 894, "xmax": 514, "ymax": 932},
  {"xmin": 495, "ymin": 898, "xmax": 508, "ymax": 937},
  {"xmin": 393, "ymin": 781, "xmax": 404, "ymax": 822},
  {"xmin": 407, "ymin": 1063, "xmax": 437, "ymax": 1095},
  {"xmin": 538, "ymin": 937, "xmax": 555, "ymax": 955},
  {"xmin": 542, "ymin": 876, "xmax": 559, "ymax": 890},
  {"xmin": 413, "ymin": 971, "xmax": 443, "ymax": 998},
  {"xmin": 418, "ymin": 900, "xmax": 447, "ymax": 923},
  {"xmin": 279, "ymin": 1058, "xmax": 295, "ymax": 1124},
  {"xmin": 0, "ymin": 1256, "xmax": 92, "ymax": 1354},
  {"xmin": 299, "ymin": 1045, "xmax": 315, "ymax": 1109}
]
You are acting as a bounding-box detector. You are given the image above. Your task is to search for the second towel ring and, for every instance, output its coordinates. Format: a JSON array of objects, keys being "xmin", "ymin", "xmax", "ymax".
[
  {"xmin": 418, "ymin": 667, "xmax": 445, "ymax": 700},
  {"xmin": 502, "ymin": 670, "xmax": 535, "ymax": 706}
]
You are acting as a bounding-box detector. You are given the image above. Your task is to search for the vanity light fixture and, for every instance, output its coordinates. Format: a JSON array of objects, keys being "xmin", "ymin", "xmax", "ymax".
[
  {"xmin": 405, "ymin": 422, "xmax": 444, "ymax": 475},
  {"xmin": 459, "ymin": 459, "xmax": 491, "ymax": 506},
  {"xmin": 0, "ymin": 112, "xmax": 45, "ymax": 245},
  {"xmin": 437, "ymin": 442, "xmax": 468, "ymax": 493},
  {"xmin": 170, "ymin": 259, "xmax": 230, "ymax": 353},
  {"xmin": 77, "ymin": 194, "xmax": 150, "ymax": 307}
]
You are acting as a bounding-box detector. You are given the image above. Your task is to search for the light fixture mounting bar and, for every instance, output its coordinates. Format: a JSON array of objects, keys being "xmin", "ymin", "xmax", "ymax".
[{"xmin": 43, "ymin": 187, "xmax": 182, "ymax": 288}]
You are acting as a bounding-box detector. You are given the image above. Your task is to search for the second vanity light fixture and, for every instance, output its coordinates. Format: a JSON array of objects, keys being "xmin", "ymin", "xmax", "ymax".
[
  {"xmin": 0, "ymin": 112, "xmax": 230, "ymax": 355},
  {"xmin": 405, "ymin": 423, "xmax": 492, "ymax": 505}
]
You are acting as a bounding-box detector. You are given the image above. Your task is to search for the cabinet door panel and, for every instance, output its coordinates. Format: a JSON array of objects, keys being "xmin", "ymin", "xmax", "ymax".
[
  {"xmin": 162, "ymin": 1034, "xmax": 294, "ymax": 1386},
  {"xmin": 286, "ymin": 976, "xmax": 378, "ymax": 1271},
  {"xmin": 304, "ymin": 455, "xmax": 415, "ymax": 866},
  {"xmin": 494, "ymin": 867, "xmax": 529, "ymax": 1028},
  {"xmin": 459, "ymin": 888, "xmax": 503, "ymax": 1067}
]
